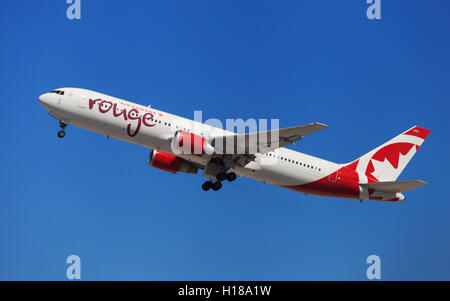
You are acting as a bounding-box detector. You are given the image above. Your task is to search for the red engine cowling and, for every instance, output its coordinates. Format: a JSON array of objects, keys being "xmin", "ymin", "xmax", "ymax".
[
  {"xmin": 171, "ymin": 130, "xmax": 214, "ymax": 155},
  {"xmin": 148, "ymin": 149, "xmax": 198, "ymax": 174}
]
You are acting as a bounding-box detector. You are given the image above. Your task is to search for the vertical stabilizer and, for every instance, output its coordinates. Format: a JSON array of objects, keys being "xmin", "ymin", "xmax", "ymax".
[{"xmin": 350, "ymin": 126, "xmax": 430, "ymax": 183}]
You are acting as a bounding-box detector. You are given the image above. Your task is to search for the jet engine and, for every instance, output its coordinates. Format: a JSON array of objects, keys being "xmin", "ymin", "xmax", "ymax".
[
  {"xmin": 148, "ymin": 149, "xmax": 198, "ymax": 174},
  {"xmin": 171, "ymin": 130, "xmax": 214, "ymax": 155}
]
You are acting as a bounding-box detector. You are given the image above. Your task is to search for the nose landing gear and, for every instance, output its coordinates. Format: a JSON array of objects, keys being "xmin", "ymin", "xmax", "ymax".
[
  {"xmin": 57, "ymin": 130, "xmax": 66, "ymax": 138},
  {"xmin": 57, "ymin": 121, "xmax": 67, "ymax": 139}
]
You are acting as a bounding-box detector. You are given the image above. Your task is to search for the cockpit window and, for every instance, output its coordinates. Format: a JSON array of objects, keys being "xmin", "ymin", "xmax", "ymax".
[{"xmin": 50, "ymin": 90, "xmax": 64, "ymax": 95}]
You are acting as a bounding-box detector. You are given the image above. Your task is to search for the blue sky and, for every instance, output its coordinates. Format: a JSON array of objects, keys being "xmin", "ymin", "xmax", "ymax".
[{"xmin": 0, "ymin": 0, "xmax": 449, "ymax": 280}]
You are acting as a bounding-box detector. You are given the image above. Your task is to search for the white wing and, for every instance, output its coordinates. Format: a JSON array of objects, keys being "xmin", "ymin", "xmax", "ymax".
[{"xmin": 210, "ymin": 122, "xmax": 328, "ymax": 155}]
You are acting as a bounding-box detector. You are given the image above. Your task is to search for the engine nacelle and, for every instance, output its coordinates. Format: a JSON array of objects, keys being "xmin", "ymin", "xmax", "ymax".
[
  {"xmin": 171, "ymin": 130, "xmax": 214, "ymax": 155},
  {"xmin": 148, "ymin": 149, "xmax": 198, "ymax": 174}
]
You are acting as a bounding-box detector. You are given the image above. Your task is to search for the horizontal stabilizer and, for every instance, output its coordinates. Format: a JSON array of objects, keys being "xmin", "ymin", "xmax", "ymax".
[{"xmin": 360, "ymin": 180, "xmax": 428, "ymax": 193}]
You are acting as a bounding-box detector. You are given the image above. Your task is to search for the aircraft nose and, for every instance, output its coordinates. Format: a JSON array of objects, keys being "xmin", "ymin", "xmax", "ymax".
[{"xmin": 38, "ymin": 93, "xmax": 51, "ymax": 107}]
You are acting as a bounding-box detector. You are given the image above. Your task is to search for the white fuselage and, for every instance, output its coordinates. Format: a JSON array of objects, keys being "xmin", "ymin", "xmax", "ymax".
[{"xmin": 40, "ymin": 87, "xmax": 414, "ymax": 202}]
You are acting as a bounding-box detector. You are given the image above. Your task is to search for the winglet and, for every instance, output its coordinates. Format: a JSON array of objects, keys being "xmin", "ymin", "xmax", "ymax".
[
  {"xmin": 291, "ymin": 122, "xmax": 328, "ymax": 136},
  {"xmin": 312, "ymin": 122, "xmax": 328, "ymax": 129}
]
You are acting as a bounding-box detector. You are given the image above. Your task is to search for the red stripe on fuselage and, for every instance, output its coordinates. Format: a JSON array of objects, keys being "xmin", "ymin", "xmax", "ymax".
[{"xmin": 281, "ymin": 165, "xmax": 360, "ymax": 199}]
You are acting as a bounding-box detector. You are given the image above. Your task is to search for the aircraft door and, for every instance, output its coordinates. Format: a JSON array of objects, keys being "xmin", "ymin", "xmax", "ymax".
[
  {"xmin": 78, "ymin": 95, "xmax": 87, "ymax": 109},
  {"xmin": 328, "ymin": 169, "xmax": 338, "ymax": 182}
]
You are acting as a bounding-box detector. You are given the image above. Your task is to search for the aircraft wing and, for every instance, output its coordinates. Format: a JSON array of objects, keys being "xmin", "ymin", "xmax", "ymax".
[
  {"xmin": 210, "ymin": 122, "xmax": 328, "ymax": 155},
  {"xmin": 360, "ymin": 180, "xmax": 428, "ymax": 193}
]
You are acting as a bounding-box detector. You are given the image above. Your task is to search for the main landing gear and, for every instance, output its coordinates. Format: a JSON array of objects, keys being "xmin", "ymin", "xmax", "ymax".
[
  {"xmin": 201, "ymin": 171, "xmax": 237, "ymax": 191},
  {"xmin": 202, "ymin": 181, "xmax": 222, "ymax": 191},
  {"xmin": 57, "ymin": 121, "xmax": 67, "ymax": 139},
  {"xmin": 216, "ymin": 171, "xmax": 237, "ymax": 182}
]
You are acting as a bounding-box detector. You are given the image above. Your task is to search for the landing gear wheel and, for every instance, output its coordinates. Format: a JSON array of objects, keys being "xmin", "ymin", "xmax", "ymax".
[
  {"xmin": 216, "ymin": 172, "xmax": 227, "ymax": 182},
  {"xmin": 212, "ymin": 181, "xmax": 222, "ymax": 191},
  {"xmin": 202, "ymin": 181, "xmax": 212, "ymax": 191},
  {"xmin": 57, "ymin": 121, "xmax": 67, "ymax": 138},
  {"xmin": 57, "ymin": 130, "xmax": 66, "ymax": 138},
  {"xmin": 226, "ymin": 172, "xmax": 237, "ymax": 182}
]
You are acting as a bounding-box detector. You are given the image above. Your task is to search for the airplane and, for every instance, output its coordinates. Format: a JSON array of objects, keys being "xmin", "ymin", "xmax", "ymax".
[{"xmin": 38, "ymin": 88, "xmax": 430, "ymax": 202}]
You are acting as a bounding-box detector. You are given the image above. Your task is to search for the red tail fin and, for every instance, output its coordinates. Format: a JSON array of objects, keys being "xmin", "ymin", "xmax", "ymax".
[{"xmin": 349, "ymin": 126, "xmax": 430, "ymax": 182}]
